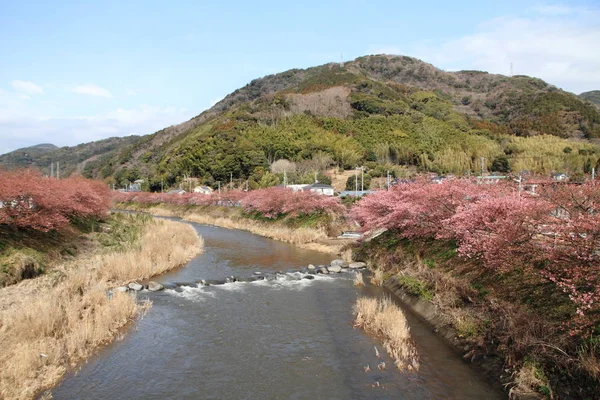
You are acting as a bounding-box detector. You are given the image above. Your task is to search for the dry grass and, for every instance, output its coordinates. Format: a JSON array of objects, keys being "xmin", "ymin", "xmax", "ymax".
[
  {"xmin": 578, "ymin": 339, "xmax": 600, "ymax": 381},
  {"xmin": 354, "ymin": 271, "xmax": 365, "ymax": 287},
  {"xmin": 97, "ymin": 219, "xmax": 203, "ymax": 283},
  {"xmin": 0, "ymin": 219, "xmax": 202, "ymax": 399},
  {"xmin": 370, "ymin": 269, "xmax": 385, "ymax": 286},
  {"xmin": 353, "ymin": 296, "xmax": 419, "ymax": 372},
  {"xmin": 117, "ymin": 203, "xmax": 352, "ymax": 255},
  {"xmin": 508, "ymin": 362, "xmax": 552, "ymax": 399}
]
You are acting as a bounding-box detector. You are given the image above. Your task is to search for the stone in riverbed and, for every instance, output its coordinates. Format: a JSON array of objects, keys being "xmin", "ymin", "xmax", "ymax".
[
  {"xmin": 303, "ymin": 275, "xmax": 315, "ymax": 280},
  {"xmin": 205, "ymin": 279, "xmax": 226, "ymax": 286},
  {"xmin": 330, "ymin": 259, "xmax": 349, "ymax": 268},
  {"xmin": 148, "ymin": 281, "xmax": 165, "ymax": 291},
  {"xmin": 115, "ymin": 286, "xmax": 129, "ymax": 293},
  {"xmin": 349, "ymin": 262, "xmax": 367, "ymax": 269},
  {"xmin": 328, "ymin": 265, "xmax": 343, "ymax": 273},
  {"xmin": 318, "ymin": 268, "xmax": 329, "ymax": 274},
  {"xmin": 128, "ymin": 282, "xmax": 143, "ymax": 291},
  {"xmin": 254, "ymin": 271, "xmax": 262, "ymax": 275},
  {"xmin": 307, "ymin": 264, "xmax": 316, "ymax": 270}
]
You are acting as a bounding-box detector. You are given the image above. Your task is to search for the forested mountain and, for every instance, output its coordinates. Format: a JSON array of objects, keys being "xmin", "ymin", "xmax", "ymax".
[
  {"xmin": 0, "ymin": 136, "xmax": 140, "ymax": 178},
  {"xmin": 3, "ymin": 55, "xmax": 600, "ymax": 190},
  {"xmin": 580, "ymin": 90, "xmax": 600, "ymax": 107}
]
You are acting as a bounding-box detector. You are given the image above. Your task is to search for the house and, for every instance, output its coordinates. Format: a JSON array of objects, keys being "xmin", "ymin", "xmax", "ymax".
[
  {"xmin": 287, "ymin": 184, "xmax": 311, "ymax": 193},
  {"xmin": 166, "ymin": 189, "xmax": 186, "ymax": 195},
  {"xmin": 193, "ymin": 185, "xmax": 214, "ymax": 195},
  {"xmin": 476, "ymin": 175, "xmax": 508, "ymax": 184},
  {"xmin": 552, "ymin": 173, "xmax": 569, "ymax": 182},
  {"xmin": 338, "ymin": 190, "xmax": 376, "ymax": 197},
  {"xmin": 431, "ymin": 175, "xmax": 446, "ymax": 184},
  {"xmin": 308, "ymin": 183, "xmax": 335, "ymax": 196},
  {"xmin": 129, "ymin": 179, "xmax": 144, "ymax": 192}
]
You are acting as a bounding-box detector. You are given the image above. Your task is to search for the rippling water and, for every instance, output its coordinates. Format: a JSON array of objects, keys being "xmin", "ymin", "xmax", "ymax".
[{"xmin": 52, "ymin": 223, "xmax": 505, "ymax": 400}]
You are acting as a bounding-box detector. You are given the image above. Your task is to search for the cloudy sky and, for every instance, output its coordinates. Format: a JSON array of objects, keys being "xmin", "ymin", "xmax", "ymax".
[{"xmin": 1, "ymin": 0, "xmax": 598, "ymax": 155}]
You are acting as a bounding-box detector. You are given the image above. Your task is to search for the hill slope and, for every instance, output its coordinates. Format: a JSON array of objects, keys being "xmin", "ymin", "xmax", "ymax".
[
  {"xmin": 580, "ymin": 90, "xmax": 600, "ymax": 107},
  {"xmin": 4, "ymin": 55, "xmax": 600, "ymax": 189},
  {"xmin": 0, "ymin": 136, "xmax": 140, "ymax": 178}
]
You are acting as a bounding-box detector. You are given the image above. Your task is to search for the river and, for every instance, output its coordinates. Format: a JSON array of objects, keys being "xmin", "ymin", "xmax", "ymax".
[{"xmin": 52, "ymin": 222, "xmax": 505, "ymax": 399}]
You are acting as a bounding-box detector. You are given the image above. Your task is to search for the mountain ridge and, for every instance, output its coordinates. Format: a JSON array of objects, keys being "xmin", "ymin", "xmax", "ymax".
[{"xmin": 2, "ymin": 54, "xmax": 599, "ymax": 188}]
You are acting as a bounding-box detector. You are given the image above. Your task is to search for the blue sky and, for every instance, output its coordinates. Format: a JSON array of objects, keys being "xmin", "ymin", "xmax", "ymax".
[{"xmin": 1, "ymin": 0, "xmax": 599, "ymax": 155}]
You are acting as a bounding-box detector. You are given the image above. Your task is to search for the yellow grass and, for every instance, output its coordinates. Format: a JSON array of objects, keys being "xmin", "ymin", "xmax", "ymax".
[
  {"xmin": 508, "ymin": 362, "xmax": 552, "ymax": 399},
  {"xmin": 0, "ymin": 219, "xmax": 202, "ymax": 399},
  {"xmin": 353, "ymin": 271, "xmax": 365, "ymax": 287},
  {"xmin": 370, "ymin": 269, "xmax": 385, "ymax": 286},
  {"xmin": 129, "ymin": 203, "xmax": 344, "ymax": 254},
  {"xmin": 353, "ymin": 296, "xmax": 419, "ymax": 372}
]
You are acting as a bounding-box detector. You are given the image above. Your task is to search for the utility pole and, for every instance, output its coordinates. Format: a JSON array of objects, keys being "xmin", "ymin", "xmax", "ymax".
[
  {"xmin": 50, "ymin": 162, "xmax": 54, "ymax": 178},
  {"xmin": 355, "ymin": 168, "xmax": 358, "ymax": 193},
  {"xmin": 592, "ymin": 167, "xmax": 596, "ymax": 182},
  {"xmin": 283, "ymin": 171, "xmax": 288, "ymax": 188},
  {"xmin": 361, "ymin": 166, "xmax": 364, "ymax": 192},
  {"xmin": 387, "ymin": 170, "xmax": 390, "ymax": 191},
  {"xmin": 218, "ymin": 181, "xmax": 221, "ymax": 195},
  {"xmin": 314, "ymin": 171, "xmax": 318, "ymax": 183},
  {"xmin": 517, "ymin": 173, "xmax": 523, "ymax": 198},
  {"xmin": 480, "ymin": 157, "xmax": 485, "ymax": 176},
  {"xmin": 230, "ymin": 172, "xmax": 233, "ymax": 189},
  {"xmin": 57, "ymin": 162, "xmax": 60, "ymax": 179}
]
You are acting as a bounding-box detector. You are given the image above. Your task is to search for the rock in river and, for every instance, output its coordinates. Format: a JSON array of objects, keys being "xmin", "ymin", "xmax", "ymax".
[
  {"xmin": 128, "ymin": 282, "xmax": 143, "ymax": 291},
  {"xmin": 349, "ymin": 262, "xmax": 367, "ymax": 269},
  {"xmin": 115, "ymin": 286, "xmax": 129, "ymax": 293},
  {"xmin": 148, "ymin": 281, "xmax": 165, "ymax": 292},
  {"xmin": 328, "ymin": 265, "xmax": 343, "ymax": 273},
  {"xmin": 330, "ymin": 259, "xmax": 349, "ymax": 268},
  {"xmin": 307, "ymin": 264, "xmax": 316, "ymax": 270}
]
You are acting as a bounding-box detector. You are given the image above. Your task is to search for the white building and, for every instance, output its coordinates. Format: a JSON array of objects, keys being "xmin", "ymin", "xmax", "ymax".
[{"xmin": 193, "ymin": 185, "xmax": 214, "ymax": 195}]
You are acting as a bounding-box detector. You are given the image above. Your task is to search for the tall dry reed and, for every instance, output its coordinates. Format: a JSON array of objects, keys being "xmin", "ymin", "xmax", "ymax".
[
  {"xmin": 184, "ymin": 213, "xmax": 339, "ymax": 253},
  {"xmin": 0, "ymin": 219, "xmax": 202, "ymax": 399},
  {"xmin": 117, "ymin": 204, "xmax": 343, "ymax": 254},
  {"xmin": 353, "ymin": 296, "xmax": 419, "ymax": 372}
]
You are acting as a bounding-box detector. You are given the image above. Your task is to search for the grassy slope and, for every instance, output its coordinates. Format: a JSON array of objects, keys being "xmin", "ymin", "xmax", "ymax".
[
  {"xmin": 354, "ymin": 232, "xmax": 599, "ymax": 399},
  {"xmin": 0, "ymin": 214, "xmax": 203, "ymax": 399}
]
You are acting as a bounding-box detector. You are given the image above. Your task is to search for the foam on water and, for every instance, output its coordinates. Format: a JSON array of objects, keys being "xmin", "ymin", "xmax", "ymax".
[
  {"xmin": 165, "ymin": 271, "xmax": 352, "ymax": 300},
  {"xmin": 166, "ymin": 284, "xmax": 217, "ymax": 302}
]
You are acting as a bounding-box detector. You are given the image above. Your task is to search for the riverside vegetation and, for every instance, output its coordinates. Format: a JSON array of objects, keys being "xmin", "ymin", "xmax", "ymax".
[
  {"xmin": 117, "ymin": 176, "xmax": 600, "ymax": 398},
  {"xmin": 0, "ymin": 171, "xmax": 203, "ymax": 399},
  {"xmin": 352, "ymin": 178, "xmax": 600, "ymax": 399},
  {"xmin": 113, "ymin": 188, "xmax": 355, "ymax": 254}
]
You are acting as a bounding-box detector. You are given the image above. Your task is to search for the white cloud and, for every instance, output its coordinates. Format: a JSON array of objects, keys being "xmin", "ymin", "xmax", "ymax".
[
  {"xmin": 531, "ymin": 4, "xmax": 573, "ymax": 16},
  {"xmin": 71, "ymin": 84, "xmax": 113, "ymax": 98},
  {"xmin": 11, "ymin": 80, "xmax": 44, "ymax": 95},
  {"xmin": 373, "ymin": 5, "xmax": 600, "ymax": 94},
  {"xmin": 125, "ymin": 88, "xmax": 137, "ymax": 96}
]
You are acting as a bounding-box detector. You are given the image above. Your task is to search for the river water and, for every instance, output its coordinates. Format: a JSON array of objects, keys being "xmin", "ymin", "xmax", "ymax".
[{"xmin": 52, "ymin": 222, "xmax": 505, "ymax": 399}]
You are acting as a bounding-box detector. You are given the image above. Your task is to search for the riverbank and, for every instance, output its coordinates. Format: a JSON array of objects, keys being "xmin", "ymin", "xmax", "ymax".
[
  {"xmin": 115, "ymin": 202, "xmax": 355, "ymax": 255},
  {"xmin": 0, "ymin": 214, "xmax": 203, "ymax": 399},
  {"xmin": 354, "ymin": 231, "xmax": 599, "ymax": 399}
]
